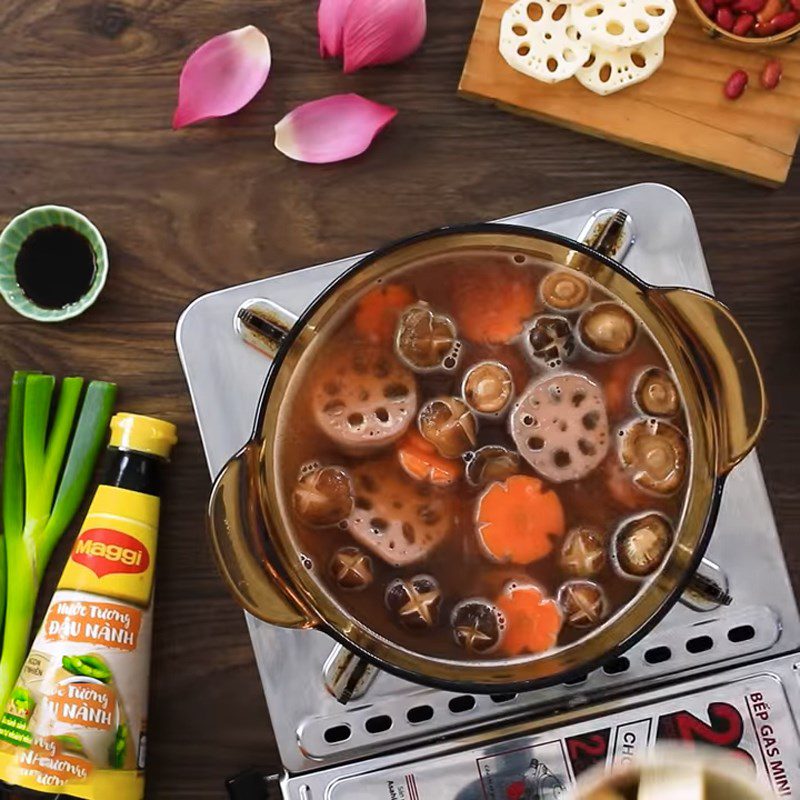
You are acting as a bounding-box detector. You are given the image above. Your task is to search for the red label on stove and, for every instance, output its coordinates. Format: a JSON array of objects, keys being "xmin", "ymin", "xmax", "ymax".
[{"xmin": 565, "ymin": 728, "xmax": 610, "ymax": 777}]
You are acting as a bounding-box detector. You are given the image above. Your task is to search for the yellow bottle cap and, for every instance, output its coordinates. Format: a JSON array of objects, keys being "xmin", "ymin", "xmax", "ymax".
[{"xmin": 109, "ymin": 413, "xmax": 178, "ymax": 459}]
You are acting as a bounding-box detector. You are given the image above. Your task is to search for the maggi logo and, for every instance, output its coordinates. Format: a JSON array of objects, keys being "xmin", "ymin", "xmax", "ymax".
[{"xmin": 71, "ymin": 529, "xmax": 150, "ymax": 578}]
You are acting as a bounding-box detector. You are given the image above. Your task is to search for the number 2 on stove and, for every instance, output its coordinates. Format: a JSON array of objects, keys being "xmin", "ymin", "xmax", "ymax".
[{"xmin": 656, "ymin": 702, "xmax": 754, "ymax": 765}]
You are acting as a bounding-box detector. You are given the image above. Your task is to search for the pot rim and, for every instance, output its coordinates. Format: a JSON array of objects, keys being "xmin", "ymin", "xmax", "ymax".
[{"xmin": 247, "ymin": 221, "xmax": 727, "ymax": 693}]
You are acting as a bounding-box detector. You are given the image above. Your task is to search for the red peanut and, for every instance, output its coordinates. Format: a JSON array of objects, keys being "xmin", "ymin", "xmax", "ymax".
[
  {"xmin": 754, "ymin": 18, "xmax": 778, "ymax": 31},
  {"xmin": 733, "ymin": 12, "xmax": 756, "ymax": 32},
  {"xmin": 724, "ymin": 69, "xmax": 749, "ymax": 99},
  {"xmin": 733, "ymin": 0, "xmax": 766, "ymax": 12},
  {"xmin": 760, "ymin": 58, "xmax": 783, "ymax": 88},
  {"xmin": 771, "ymin": 9, "xmax": 799, "ymax": 28},
  {"xmin": 757, "ymin": 0, "xmax": 782, "ymax": 22},
  {"xmin": 716, "ymin": 5, "xmax": 736, "ymax": 26}
]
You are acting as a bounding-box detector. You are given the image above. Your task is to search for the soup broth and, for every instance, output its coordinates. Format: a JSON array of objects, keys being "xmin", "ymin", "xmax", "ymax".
[{"xmin": 276, "ymin": 249, "xmax": 690, "ymax": 662}]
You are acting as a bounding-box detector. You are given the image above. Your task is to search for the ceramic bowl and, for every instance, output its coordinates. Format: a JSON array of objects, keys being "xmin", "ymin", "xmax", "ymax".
[{"xmin": 0, "ymin": 205, "xmax": 108, "ymax": 322}]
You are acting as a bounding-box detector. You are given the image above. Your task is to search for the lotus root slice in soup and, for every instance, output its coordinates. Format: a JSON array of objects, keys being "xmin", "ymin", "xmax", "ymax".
[{"xmin": 276, "ymin": 248, "xmax": 690, "ymax": 660}]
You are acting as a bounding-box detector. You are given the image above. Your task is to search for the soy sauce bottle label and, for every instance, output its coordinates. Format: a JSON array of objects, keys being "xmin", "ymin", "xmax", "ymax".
[
  {"xmin": 58, "ymin": 486, "xmax": 159, "ymax": 608},
  {"xmin": 0, "ymin": 414, "xmax": 176, "ymax": 800}
]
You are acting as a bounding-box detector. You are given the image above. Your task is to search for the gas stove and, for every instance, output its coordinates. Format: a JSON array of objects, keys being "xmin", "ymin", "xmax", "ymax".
[{"xmin": 177, "ymin": 184, "xmax": 800, "ymax": 799}]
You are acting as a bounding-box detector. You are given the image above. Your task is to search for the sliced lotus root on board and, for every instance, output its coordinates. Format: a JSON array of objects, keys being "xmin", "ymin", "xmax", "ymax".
[
  {"xmin": 572, "ymin": 0, "xmax": 676, "ymax": 51},
  {"xmin": 576, "ymin": 36, "xmax": 664, "ymax": 95},
  {"xmin": 499, "ymin": 0, "xmax": 593, "ymax": 84},
  {"xmin": 346, "ymin": 459, "xmax": 453, "ymax": 567},
  {"xmin": 510, "ymin": 373, "xmax": 610, "ymax": 483},
  {"xmin": 311, "ymin": 346, "xmax": 417, "ymax": 454}
]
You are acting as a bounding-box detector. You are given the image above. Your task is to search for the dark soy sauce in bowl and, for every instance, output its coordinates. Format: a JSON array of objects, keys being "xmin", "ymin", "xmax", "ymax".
[{"xmin": 15, "ymin": 225, "xmax": 96, "ymax": 309}]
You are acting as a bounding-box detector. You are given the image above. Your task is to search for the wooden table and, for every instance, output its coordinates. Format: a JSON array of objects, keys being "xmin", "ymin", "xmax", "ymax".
[{"xmin": 0, "ymin": 1, "xmax": 798, "ymax": 797}]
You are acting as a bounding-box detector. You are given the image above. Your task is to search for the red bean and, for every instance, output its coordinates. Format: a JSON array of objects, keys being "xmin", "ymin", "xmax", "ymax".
[
  {"xmin": 733, "ymin": 0, "xmax": 766, "ymax": 12},
  {"xmin": 754, "ymin": 18, "xmax": 779, "ymax": 31},
  {"xmin": 760, "ymin": 59, "xmax": 783, "ymax": 88},
  {"xmin": 700, "ymin": 0, "xmax": 716, "ymax": 14},
  {"xmin": 724, "ymin": 69, "xmax": 749, "ymax": 99},
  {"xmin": 771, "ymin": 9, "xmax": 799, "ymax": 28},
  {"xmin": 716, "ymin": 5, "xmax": 736, "ymax": 27},
  {"xmin": 791, "ymin": 0, "xmax": 800, "ymax": 12},
  {"xmin": 733, "ymin": 12, "xmax": 756, "ymax": 31}
]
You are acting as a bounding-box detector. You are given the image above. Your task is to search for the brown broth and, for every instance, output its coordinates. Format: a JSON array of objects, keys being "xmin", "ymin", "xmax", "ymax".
[{"xmin": 275, "ymin": 250, "xmax": 689, "ymax": 661}]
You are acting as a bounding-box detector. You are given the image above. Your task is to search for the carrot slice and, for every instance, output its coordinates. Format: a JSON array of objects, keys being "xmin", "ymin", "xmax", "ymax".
[
  {"xmin": 603, "ymin": 351, "xmax": 651, "ymax": 418},
  {"xmin": 397, "ymin": 431, "xmax": 461, "ymax": 486},
  {"xmin": 476, "ymin": 475, "xmax": 565, "ymax": 564},
  {"xmin": 496, "ymin": 582, "xmax": 562, "ymax": 655},
  {"xmin": 452, "ymin": 266, "xmax": 537, "ymax": 344},
  {"xmin": 354, "ymin": 284, "xmax": 415, "ymax": 344}
]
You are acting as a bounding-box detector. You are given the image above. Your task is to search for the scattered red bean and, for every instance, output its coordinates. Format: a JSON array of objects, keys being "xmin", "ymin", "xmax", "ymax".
[
  {"xmin": 771, "ymin": 8, "xmax": 799, "ymax": 26},
  {"xmin": 724, "ymin": 69, "xmax": 749, "ymax": 99},
  {"xmin": 732, "ymin": 12, "xmax": 756, "ymax": 31},
  {"xmin": 716, "ymin": 5, "xmax": 736, "ymax": 26},
  {"xmin": 760, "ymin": 58, "xmax": 783, "ymax": 88}
]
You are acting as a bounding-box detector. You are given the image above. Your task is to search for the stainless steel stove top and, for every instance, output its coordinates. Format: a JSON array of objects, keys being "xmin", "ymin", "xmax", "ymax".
[{"xmin": 176, "ymin": 183, "xmax": 800, "ymax": 778}]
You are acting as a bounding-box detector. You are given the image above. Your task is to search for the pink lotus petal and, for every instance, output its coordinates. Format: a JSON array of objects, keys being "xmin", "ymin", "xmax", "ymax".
[
  {"xmin": 173, "ymin": 25, "xmax": 271, "ymax": 129},
  {"xmin": 318, "ymin": 0, "xmax": 353, "ymax": 58},
  {"xmin": 342, "ymin": 0, "xmax": 426, "ymax": 74},
  {"xmin": 274, "ymin": 94, "xmax": 397, "ymax": 164}
]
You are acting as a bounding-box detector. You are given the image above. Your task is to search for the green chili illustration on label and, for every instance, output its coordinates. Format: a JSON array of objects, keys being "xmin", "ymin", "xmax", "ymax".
[
  {"xmin": 62, "ymin": 654, "xmax": 112, "ymax": 683},
  {"xmin": 10, "ymin": 687, "xmax": 35, "ymax": 717},
  {"xmin": 55, "ymin": 734, "xmax": 85, "ymax": 755},
  {"xmin": 110, "ymin": 723, "xmax": 127, "ymax": 769}
]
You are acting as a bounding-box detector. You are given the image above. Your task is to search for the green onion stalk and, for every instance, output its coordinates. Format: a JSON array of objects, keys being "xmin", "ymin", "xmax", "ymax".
[{"xmin": 0, "ymin": 374, "xmax": 116, "ymax": 709}]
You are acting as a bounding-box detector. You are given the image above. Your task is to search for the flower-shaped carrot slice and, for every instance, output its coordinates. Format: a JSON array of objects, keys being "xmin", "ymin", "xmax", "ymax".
[
  {"xmin": 354, "ymin": 284, "xmax": 415, "ymax": 344},
  {"xmin": 452, "ymin": 266, "xmax": 537, "ymax": 344},
  {"xmin": 397, "ymin": 431, "xmax": 461, "ymax": 486},
  {"xmin": 496, "ymin": 581, "xmax": 562, "ymax": 655},
  {"xmin": 476, "ymin": 475, "xmax": 565, "ymax": 564}
]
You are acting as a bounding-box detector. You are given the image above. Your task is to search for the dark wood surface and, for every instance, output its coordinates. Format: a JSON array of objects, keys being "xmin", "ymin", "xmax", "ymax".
[{"xmin": 0, "ymin": 1, "xmax": 798, "ymax": 797}]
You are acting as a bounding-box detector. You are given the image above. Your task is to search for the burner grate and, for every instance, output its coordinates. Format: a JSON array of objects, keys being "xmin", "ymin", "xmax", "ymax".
[{"xmin": 300, "ymin": 604, "xmax": 780, "ymax": 762}]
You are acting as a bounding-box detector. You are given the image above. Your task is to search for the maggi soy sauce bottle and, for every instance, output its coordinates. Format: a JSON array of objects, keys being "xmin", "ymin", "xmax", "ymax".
[{"xmin": 0, "ymin": 414, "xmax": 177, "ymax": 800}]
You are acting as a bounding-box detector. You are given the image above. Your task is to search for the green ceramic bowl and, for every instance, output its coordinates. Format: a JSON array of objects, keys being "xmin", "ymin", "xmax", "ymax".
[{"xmin": 0, "ymin": 205, "xmax": 108, "ymax": 322}]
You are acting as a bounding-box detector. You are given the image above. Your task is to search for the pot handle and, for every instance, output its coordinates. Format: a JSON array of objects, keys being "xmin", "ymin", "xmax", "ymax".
[
  {"xmin": 654, "ymin": 287, "xmax": 767, "ymax": 475},
  {"xmin": 208, "ymin": 441, "xmax": 315, "ymax": 628}
]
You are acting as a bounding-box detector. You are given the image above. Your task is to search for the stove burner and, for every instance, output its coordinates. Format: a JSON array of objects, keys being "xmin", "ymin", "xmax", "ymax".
[{"xmin": 177, "ymin": 185, "xmax": 799, "ymax": 782}]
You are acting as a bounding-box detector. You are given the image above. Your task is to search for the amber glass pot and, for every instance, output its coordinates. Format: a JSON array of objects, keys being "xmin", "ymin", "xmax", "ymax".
[{"xmin": 207, "ymin": 225, "xmax": 766, "ymax": 693}]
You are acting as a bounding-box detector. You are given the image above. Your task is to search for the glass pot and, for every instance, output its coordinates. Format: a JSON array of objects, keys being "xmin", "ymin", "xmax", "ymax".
[{"xmin": 207, "ymin": 223, "xmax": 766, "ymax": 694}]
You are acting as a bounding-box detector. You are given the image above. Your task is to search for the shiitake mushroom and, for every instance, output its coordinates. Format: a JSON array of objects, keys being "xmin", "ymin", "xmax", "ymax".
[
  {"xmin": 330, "ymin": 547, "xmax": 374, "ymax": 590},
  {"xmin": 463, "ymin": 361, "xmax": 514, "ymax": 415},
  {"xmin": 541, "ymin": 271, "xmax": 589, "ymax": 311},
  {"xmin": 395, "ymin": 303, "xmax": 459, "ymax": 372},
  {"xmin": 292, "ymin": 465, "xmax": 354, "ymax": 527},
  {"xmin": 619, "ymin": 419, "xmax": 687, "ymax": 495},
  {"xmin": 526, "ymin": 315, "xmax": 575, "ymax": 369},
  {"xmin": 557, "ymin": 580, "xmax": 608, "ymax": 628},
  {"xmin": 579, "ymin": 303, "xmax": 636, "ymax": 355},
  {"xmin": 385, "ymin": 574, "xmax": 442, "ymax": 629},
  {"xmin": 614, "ymin": 513, "xmax": 674, "ymax": 578},
  {"xmin": 560, "ymin": 525, "xmax": 606, "ymax": 578},
  {"xmin": 635, "ymin": 368, "xmax": 680, "ymax": 417},
  {"xmin": 464, "ymin": 445, "xmax": 521, "ymax": 487},
  {"xmin": 418, "ymin": 396, "xmax": 477, "ymax": 458},
  {"xmin": 451, "ymin": 598, "xmax": 505, "ymax": 654}
]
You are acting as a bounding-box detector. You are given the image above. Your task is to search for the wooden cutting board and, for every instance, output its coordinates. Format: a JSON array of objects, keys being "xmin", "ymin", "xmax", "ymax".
[{"xmin": 459, "ymin": 0, "xmax": 800, "ymax": 185}]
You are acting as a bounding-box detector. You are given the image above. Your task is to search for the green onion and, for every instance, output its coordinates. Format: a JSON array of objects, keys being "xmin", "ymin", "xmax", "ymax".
[{"xmin": 0, "ymin": 375, "xmax": 116, "ymax": 708}]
